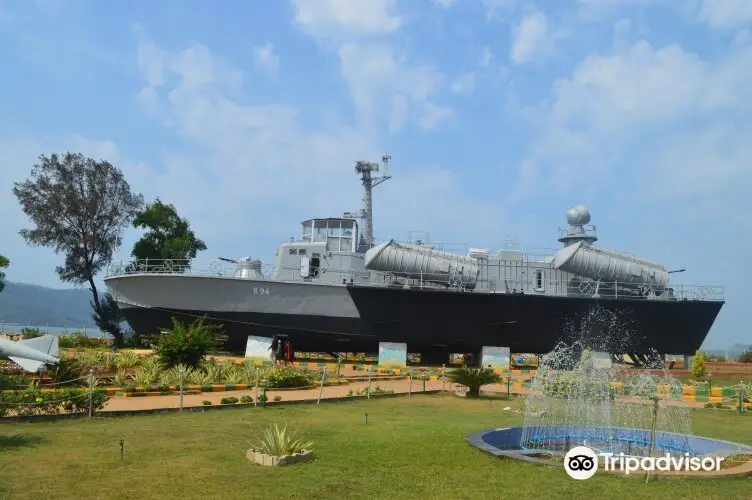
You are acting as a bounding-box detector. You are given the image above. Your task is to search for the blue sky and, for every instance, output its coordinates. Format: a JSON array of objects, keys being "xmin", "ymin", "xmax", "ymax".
[{"xmin": 0, "ymin": 0, "xmax": 750, "ymax": 349}]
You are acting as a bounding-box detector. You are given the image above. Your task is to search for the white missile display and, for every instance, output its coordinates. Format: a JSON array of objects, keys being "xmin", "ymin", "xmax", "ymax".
[{"xmin": 0, "ymin": 335, "xmax": 59, "ymax": 372}]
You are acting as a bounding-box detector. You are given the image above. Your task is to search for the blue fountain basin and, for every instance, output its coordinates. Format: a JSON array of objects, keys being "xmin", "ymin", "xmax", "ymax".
[{"xmin": 468, "ymin": 426, "xmax": 752, "ymax": 462}]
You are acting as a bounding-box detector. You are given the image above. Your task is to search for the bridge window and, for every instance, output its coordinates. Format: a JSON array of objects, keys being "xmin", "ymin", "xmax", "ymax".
[
  {"xmin": 535, "ymin": 270, "xmax": 544, "ymax": 291},
  {"xmin": 298, "ymin": 248, "xmax": 307, "ymax": 255},
  {"xmin": 288, "ymin": 248, "xmax": 296, "ymax": 255}
]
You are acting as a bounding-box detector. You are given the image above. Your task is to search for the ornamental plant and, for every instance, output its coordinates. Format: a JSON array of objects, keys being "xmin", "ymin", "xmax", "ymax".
[
  {"xmin": 152, "ymin": 316, "xmax": 222, "ymax": 368},
  {"xmin": 448, "ymin": 366, "xmax": 501, "ymax": 397},
  {"xmin": 249, "ymin": 423, "xmax": 313, "ymax": 456}
]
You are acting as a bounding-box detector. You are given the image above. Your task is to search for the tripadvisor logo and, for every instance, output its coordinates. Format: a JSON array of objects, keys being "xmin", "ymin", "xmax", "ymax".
[
  {"xmin": 564, "ymin": 446, "xmax": 598, "ymax": 480},
  {"xmin": 564, "ymin": 446, "xmax": 725, "ymax": 479}
]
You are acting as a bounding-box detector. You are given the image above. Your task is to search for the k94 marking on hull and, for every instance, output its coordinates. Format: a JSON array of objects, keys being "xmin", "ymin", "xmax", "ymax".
[{"xmin": 254, "ymin": 287, "xmax": 271, "ymax": 296}]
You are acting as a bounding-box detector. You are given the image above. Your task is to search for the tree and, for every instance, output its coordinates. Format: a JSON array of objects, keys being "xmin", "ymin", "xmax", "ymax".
[
  {"xmin": 738, "ymin": 349, "xmax": 752, "ymax": 364},
  {"xmin": 131, "ymin": 198, "xmax": 206, "ymax": 270},
  {"xmin": 448, "ymin": 366, "xmax": 501, "ymax": 397},
  {"xmin": 12, "ymin": 152, "xmax": 144, "ymax": 347},
  {"xmin": 0, "ymin": 254, "xmax": 8, "ymax": 292},
  {"xmin": 691, "ymin": 350, "xmax": 707, "ymax": 380},
  {"xmin": 91, "ymin": 292, "xmax": 125, "ymax": 346}
]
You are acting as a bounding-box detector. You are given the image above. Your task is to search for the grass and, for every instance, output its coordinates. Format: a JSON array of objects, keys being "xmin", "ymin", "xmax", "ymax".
[{"xmin": 0, "ymin": 395, "xmax": 751, "ymax": 499}]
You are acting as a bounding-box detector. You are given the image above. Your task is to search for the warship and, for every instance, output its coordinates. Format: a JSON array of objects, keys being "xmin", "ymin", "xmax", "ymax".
[{"xmin": 104, "ymin": 156, "xmax": 724, "ymax": 363}]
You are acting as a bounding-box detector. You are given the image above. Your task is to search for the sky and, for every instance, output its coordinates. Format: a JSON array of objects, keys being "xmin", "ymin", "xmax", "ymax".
[{"xmin": 0, "ymin": 0, "xmax": 750, "ymax": 349}]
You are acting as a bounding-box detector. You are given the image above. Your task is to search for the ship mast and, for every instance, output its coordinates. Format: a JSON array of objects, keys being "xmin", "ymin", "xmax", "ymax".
[{"xmin": 344, "ymin": 154, "xmax": 391, "ymax": 250}]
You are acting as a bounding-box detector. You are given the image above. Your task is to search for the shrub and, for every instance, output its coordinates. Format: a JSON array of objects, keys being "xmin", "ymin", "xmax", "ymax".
[
  {"xmin": 57, "ymin": 330, "xmax": 109, "ymax": 349},
  {"xmin": 448, "ymin": 366, "xmax": 501, "ymax": 397},
  {"xmin": 48, "ymin": 358, "xmax": 87, "ymax": 386},
  {"xmin": 240, "ymin": 395, "xmax": 252, "ymax": 403},
  {"xmin": 704, "ymin": 402, "xmax": 730, "ymax": 409},
  {"xmin": 249, "ymin": 423, "xmax": 313, "ymax": 456},
  {"xmin": 738, "ymin": 349, "xmax": 752, "ymax": 364},
  {"xmin": 202, "ymin": 400, "xmax": 212, "ymax": 406},
  {"xmin": 0, "ymin": 388, "xmax": 109, "ymax": 417},
  {"xmin": 20, "ymin": 327, "xmax": 43, "ymax": 339},
  {"xmin": 262, "ymin": 368, "xmax": 315, "ymax": 388},
  {"xmin": 0, "ymin": 374, "xmax": 31, "ymax": 390},
  {"xmin": 273, "ymin": 395, "xmax": 282, "ymax": 402},
  {"xmin": 692, "ymin": 350, "xmax": 707, "ymax": 380},
  {"xmin": 151, "ymin": 316, "xmax": 222, "ymax": 368},
  {"xmin": 114, "ymin": 351, "xmax": 142, "ymax": 371},
  {"xmin": 220, "ymin": 396, "xmax": 239, "ymax": 405},
  {"xmin": 350, "ymin": 386, "xmax": 395, "ymax": 397}
]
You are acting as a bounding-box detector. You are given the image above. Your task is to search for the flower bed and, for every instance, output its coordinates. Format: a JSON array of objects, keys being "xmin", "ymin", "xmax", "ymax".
[{"xmin": 0, "ymin": 388, "xmax": 109, "ymax": 417}]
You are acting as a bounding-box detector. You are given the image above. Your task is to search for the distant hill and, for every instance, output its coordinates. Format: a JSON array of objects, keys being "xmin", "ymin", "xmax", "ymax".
[{"xmin": 0, "ymin": 281, "xmax": 97, "ymax": 329}]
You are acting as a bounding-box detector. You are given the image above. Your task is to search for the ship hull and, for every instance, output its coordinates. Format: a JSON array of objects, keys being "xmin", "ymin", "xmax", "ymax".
[
  {"xmin": 104, "ymin": 274, "xmax": 375, "ymax": 352},
  {"xmin": 345, "ymin": 285, "xmax": 724, "ymax": 356}
]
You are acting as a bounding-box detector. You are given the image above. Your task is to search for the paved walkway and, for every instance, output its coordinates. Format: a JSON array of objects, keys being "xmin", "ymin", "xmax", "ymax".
[
  {"xmin": 102, "ymin": 378, "xmax": 467, "ymax": 412},
  {"xmin": 101, "ymin": 379, "xmax": 727, "ymax": 412}
]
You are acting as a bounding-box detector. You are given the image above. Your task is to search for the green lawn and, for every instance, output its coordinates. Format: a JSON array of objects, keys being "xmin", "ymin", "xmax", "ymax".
[{"xmin": 1, "ymin": 395, "xmax": 751, "ymax": 499}]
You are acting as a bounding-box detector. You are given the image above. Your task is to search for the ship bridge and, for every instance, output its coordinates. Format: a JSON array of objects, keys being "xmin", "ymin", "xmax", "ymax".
[{"xmin": 300, "ymin": 218, "xmax": 359, "ymax": 253}]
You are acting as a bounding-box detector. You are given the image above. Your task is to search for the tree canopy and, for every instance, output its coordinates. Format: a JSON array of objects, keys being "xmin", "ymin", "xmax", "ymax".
[
  {"xmin": 0, "ymin": 254, "xmax": 8, "ymax": 293},
  {"xmin": 12, "ymin": 152, "xmax": 144, "ymax": 347},
  {"xmin": 131, "ymin": 198, "xmax": 206, "ymax": 265}
]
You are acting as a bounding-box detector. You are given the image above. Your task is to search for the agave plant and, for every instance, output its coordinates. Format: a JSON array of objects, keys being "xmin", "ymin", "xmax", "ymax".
[
  {"xmin": 223, "ymin": 368, "xmax": 246, "ymax": 385},
  {"xmin": 163, "ymin": 364, "xmax": 192, "ymax": 386},
  {"xmin": 112, "ymin": 369, "xmax": 130, "ymax": 388},
  {"xmin": 140, "ymin": 355, "xmax": 162, "ymax": 373},
  {"xmin": 158, "ymin": 372, "xmax": 172, "ymax": 389},
  {"xmin": 249, "ymin": 423, "xmax": 313, "ymax": 456},
  {"xmin": 203, "ymin": 362, "xmax": 225, "ymax": 385},
  {"xmin": 133, "ymin": 367, "xmax": 158, "ymax": 389},
  {"xmin": 240, "ymin": 361, "xmax": 260, "ymax": 384},
  {"xmin": 115, "ymin": 351, "xmax": 141, "ymax": 371},
  {"xmin": 188, "ymin": 367, "xmax": 213, "ymax": 386}
]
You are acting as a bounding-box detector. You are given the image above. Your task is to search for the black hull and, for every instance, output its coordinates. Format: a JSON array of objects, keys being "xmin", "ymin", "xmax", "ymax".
[
  {"xmin": 345, "ymin": 285, "xmax": 724, "ymax": 356},
  {"xmin": 120, "ymin": 306, "xmax": 374, "ymax": 353}
]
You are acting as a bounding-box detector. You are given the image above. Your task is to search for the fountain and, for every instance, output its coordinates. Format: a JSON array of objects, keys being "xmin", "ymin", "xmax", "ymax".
[
  {"xmin": 520, "ymin": 343, "xmax": 693, "ymax": 457},
  {"xmin": 467, "ymin": 341, "xmax": 752, "ymax": 477}
]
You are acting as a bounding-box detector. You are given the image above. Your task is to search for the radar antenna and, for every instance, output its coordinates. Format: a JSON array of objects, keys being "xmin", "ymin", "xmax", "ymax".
[{"xmin": 343, "ymin": 153, "xmax": 392, "ymax": 250}]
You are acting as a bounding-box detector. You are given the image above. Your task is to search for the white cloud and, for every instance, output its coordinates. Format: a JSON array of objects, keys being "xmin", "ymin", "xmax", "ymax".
[
  {"xmin": 450, "ymin": 71, "xmax": 475, "ymax": 94},
  {"xmin": 289, "ymin": 0, "xmax": 451, "ymax": 133},
  {"xmin": 510, "ymin": 9, "xmax": 553, "ymax": 64},
  {"xmin": 252, "ymin": 41, "xmax": 279, "ymax": 78},
  {"xmin": 338, "ymin": 43, "xmax": 451, "ymax": 132},
  {"xmin": 696, "ymin": 0, "xmax": 752, "ymax": 29},
  {"xmin": 123, "ymin": 30, "xmax": 473, "ymax": 271},
  {"xmin": 291, "ymin": 0, "xmax": 401, "ymax": 41},
  {"xmin": 512, "ymin": 39, "xmax": 752, "ymax": 199}
]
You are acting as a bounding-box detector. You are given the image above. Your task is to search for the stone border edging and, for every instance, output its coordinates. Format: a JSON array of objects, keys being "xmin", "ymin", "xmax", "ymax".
[
  {"xmin": 467, "ymin": 428, "xmax": 752, "ymax": 479},
  {"xmin": 0, "ymin": 390, "xmax": 443, "ymax": 423}
]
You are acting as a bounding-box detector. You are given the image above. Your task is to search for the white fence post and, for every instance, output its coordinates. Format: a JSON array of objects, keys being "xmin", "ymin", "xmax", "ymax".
[
  {"xmin": 317, "ymin": 367, "xmax": 327, "ymax": 405},
  {"xmin": 179, "ymin": 368, "xmax": 184, "ymax": 412},
  {"xmin": 254, "ymin": 368, "xmax": 259, "ymax": 407},
  {"xmin": 367, "ymin": 367, "xmax": 372, "ymax": 400}
]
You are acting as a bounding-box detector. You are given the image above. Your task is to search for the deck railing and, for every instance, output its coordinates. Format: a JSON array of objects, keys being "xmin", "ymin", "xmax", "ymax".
[{"xmin": 105, "ymin": 259, "xmax": 724, "ymax": 302}]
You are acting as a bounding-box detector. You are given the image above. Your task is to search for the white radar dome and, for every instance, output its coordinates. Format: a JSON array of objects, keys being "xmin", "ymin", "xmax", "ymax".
[{"xmin": 565, "ymin": 205, "xmax": 591, "ymax": 226}]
